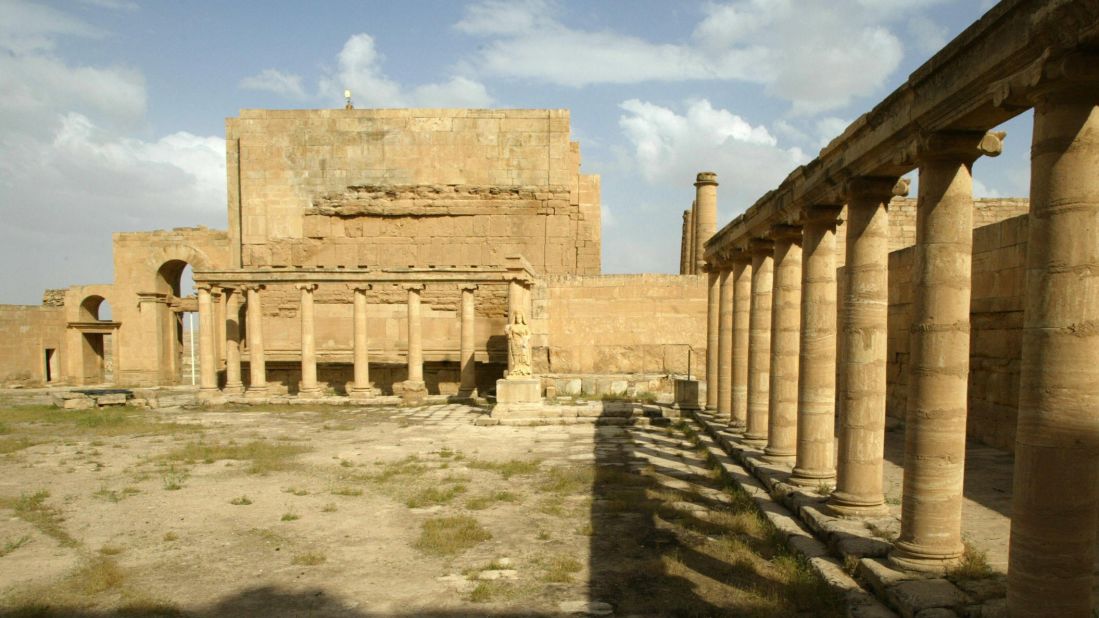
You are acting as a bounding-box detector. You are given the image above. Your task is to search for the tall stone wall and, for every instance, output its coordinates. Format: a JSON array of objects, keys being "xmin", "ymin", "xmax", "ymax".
[
  {"xmin": 532, "ymin": 274, "xmax": 709, "ymax": 377},
  {"xmin": 886, "ymin": 212, "xmax": 1030, "ymax": 452},
  {"xmin": 0, "ymin": 305, "xmax": 65, "ymax": 386},
  {"xmin": 227, "ymin": 109, "xmax": 600, "ymax": 275}
]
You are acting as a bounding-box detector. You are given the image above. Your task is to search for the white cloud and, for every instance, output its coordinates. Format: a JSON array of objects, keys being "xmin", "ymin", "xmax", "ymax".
[
  {"xmin": 907, "ymin": 15, "xmax": 950, "ymax": 55},
  {"xmin": 456, "ymin": 0, "xmax": 921, "ymax": 115},
  {"xmin": 240, "ymin": 68, "xmax": 307, "ymax": 99},
  {"xmin": 618, "ymin": 99, "xmax": 805, "ymax": 215},
  {"xmin": 319, "ymin": 33, "xmax": 493, "ymax": 108},
  {"xmin": 972, "ymin": 178, "xmax": 1002, "ymax": 198},
  {"xmin": 0, "ymin": 5, "xmax": 225, "ymax": 302}
]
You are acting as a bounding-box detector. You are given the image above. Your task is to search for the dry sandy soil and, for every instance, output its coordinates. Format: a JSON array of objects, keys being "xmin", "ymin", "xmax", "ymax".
[{"xmin": 0, "ymin": 400, "xmax": 842, "ymax": 617}]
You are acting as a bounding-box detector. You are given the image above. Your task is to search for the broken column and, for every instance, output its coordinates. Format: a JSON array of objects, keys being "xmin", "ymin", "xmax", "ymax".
[
  {"xmin": 694, "ymin": 172, "xmax": 718, "ymax": 273},
  {"xmin": 763, "ymin": 225, "xmax": 802, "ymax": 463},
  {"xmin": 891, "ymin": 130, "xmax": 1004, "ymax": 572},
  {"xmin": 743, "ymin": 238, "xmax": 774, "ymax": 444},
  {"xmin": 1008, "ymin": 73, "xmax": 1099, "ymax": 616},
  {"xmin": 402, "ymin": 284, "xmax": 426, "ymax": 402},
  {"xmin": 828, "ymin": 177, "xmax": 905, "ymax": 516},
  {"xmin": 297, "ymin": 283, "xmax": 321, "ymax": 397},
  {"xmin": 789, "ymin": 206, "xmax": 843, "ymax": 486}
]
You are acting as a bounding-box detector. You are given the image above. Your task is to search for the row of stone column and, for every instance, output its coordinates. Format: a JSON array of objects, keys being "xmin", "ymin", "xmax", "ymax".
[
  {"xmin": 680, "ymin": 173, "xmax": 719, "ymax": 275},
  {"xmin": 704, "ymin": 131, "xmax": 1006, "ymax": 574},
  {"xmin": 195, "ymin": 283, "xmax": 481, "ymax": 398}
]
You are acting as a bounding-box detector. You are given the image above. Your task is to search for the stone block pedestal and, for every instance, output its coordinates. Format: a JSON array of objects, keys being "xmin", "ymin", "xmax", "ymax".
[
  {"xmin": 396, "ymin": 380, "xmax": 427, "ymax": 405},
  {"xmin": 492, "ymin": 378, "xmax": 542, "ymax": 418}
]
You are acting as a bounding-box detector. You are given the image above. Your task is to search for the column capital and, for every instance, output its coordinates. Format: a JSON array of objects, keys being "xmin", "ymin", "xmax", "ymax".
[
  {"xmin": 845, "ymin": 176, "xmax": 909, "ymax": 203},
  {"xmin": 911, "ymin": 130, "xmax": 1006, "ymax": 164},
  {"xmin": 220, "ymin": 285, "xmax": 239, "ymax": 296},
  {"xmin": 749, "ymin": 238, "xmax": 774, "ymax": 255},
  {"xmin": 694, "ymin": 171, "xmax": 719, "ymax": 187},
  {"xmin": 402, "ymin": 283, "xmax": 425, "ymax": 292},
  {"xmin": 195, "ymin": 282, "xmax": 214, "ymax": 293},
  {"xmin": 241, "ymin": 283, "xmax": 266, "ymax": 293},
  {"xmin": 352, "ymin": 284, "xmax": 372, "ymax": 293},
  {"xmin": 458, "ymin": 283, "xmax": 479, "ymax": 292},
  {"xmin": 768, "ymin": 224, "xmax": 803, "ymax": 243},
  {"xmin": 801, "ymin": 204, "xmax": 844, "ymax": 226},
  {"xmin": 296, "ymin": 282, "xmax": 318, "ymax": 292},
  {"xmin": 992, "ymin": 49, "xmax": 1099, "ymax": 108}
]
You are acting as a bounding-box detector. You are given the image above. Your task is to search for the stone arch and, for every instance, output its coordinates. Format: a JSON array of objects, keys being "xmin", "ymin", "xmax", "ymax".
[{"xmin": 79, "ymin": 295, "xmax": 110, "ymax": 321}]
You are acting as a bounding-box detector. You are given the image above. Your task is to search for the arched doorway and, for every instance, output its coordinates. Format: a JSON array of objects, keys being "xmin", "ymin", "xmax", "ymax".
[
  {"xmin": 77, "ymin": 295, "xmax": 115, "ymax": 384},
  {"xmin": 154, "ymin": 260, "xmax": 198, "ymax": 385}
]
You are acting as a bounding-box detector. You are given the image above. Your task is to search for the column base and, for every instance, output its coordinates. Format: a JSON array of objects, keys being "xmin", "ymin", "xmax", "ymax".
[
  {"xmin": 297, "ymin": 386, "xmax": 323, "ymax": 398},
  {"xmin": 888, "ymin": 541, "xmax": 963, "ymax": 574},
  {"xmin": 456, "ymin": 387, "xmax": 478, "ymax": 400},
  {"xmin": 245, "ymin": 386, "xmax": 269, "ymax": 399},
  {"xmin": 761, "ymin": 447, "xmax": 796, "ymax": 465},
  {"xmin": 787, "ymin": 467, "xmax": 836, "ymax": 488},
  {"xmin": 397, "ymin": 380, "xmax": 427, "ymax": 405},
  {"xmin": 348, "ymin": 386, "xmax": 374, "ymax": 400},
  {"xmin": 742, "ymin": 432, "xmax": 768, "ymax": 446},
  {"xmin": 727, "ymin": 420, "xmax": 747, "ymax": 432},
  {"xmin": 222, "ymin": 382, "xmax": 244, "ymax": 396},
  {"xmin": 198, "ymin": 387, "xmax": 220, "ymax": 401},
  {"xmin": 825, "ymin": 491, "xmax": 890, "ymax": 518}
]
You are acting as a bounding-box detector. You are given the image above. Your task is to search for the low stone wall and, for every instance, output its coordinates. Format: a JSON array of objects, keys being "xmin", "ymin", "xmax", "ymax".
[{"xmin": 0, "ymin": 305, "xmax": 65, "ymax": 386}]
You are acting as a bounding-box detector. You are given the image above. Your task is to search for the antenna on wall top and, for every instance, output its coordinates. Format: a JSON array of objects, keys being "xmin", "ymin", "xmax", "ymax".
[{"xmin": 344, "ymin": 89, "xmax": 353, "ymax": 110}]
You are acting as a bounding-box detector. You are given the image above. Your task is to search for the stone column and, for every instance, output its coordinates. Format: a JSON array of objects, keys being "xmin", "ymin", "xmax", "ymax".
[
  {"xmin": 891, "ymin": 131, "xmax": 1004, "ymax": 572},
  {"xmin": 405, "ymin": 284, "xmax": 425, "ymax": 388},
  {"xmin": 763, "ymin": 225, "xmax": 803, "ymax": 463},
  {"xmin": 686, "ymin": 203, "xmax": 696, "ymax": 274},
  {"xmin": 694, "ymin": 173, "xmax": 718, "ymax": 273},
  {"xmin": 717, "ymin": 261, "xmax": 734, "ymax": 419},
  {"xmin": 297, "ymin": 283, "xmax": 321, "ymax": 397},
  {"xmin": 349, "ymin": 286, "xmax": 373, "ymax": 399},
  {"xmin": 197, "ymin": 284, "xmax": 218, "ymax": 397},
  {"xmin": 507, "ymin": 279, "xmax": 522, "ymax": 375},
  {"xmin": 705, "ymin": 266, "xmax": 721, "ymax": 411},
  {"xmin": 680, "ymin": 211, "xmax": 691, "ymax": 275},
  {"xmin": 828, "ymin": 177, "xmax": 905, "ymax": 516},
  {"xmin": 730, "ymin": 251, "xmax": 752, "ymax": 429},
  {"xmin": 743, "ymin": 239, "xmax": 774, "ymax": 444},
  {"xmin": 1008, "ymin": 76, "xmax": 1099, "ymax": 616},
  {"xmin": 244, "ymin": 284, "xmax": 267, "ymax": 397},
  {"xmin": 459, "ymin": 284, "xmax": 478, "ymax": 397},
  {"xmin": 790, "ymin": 206, "xmax": 843, "ymax": 486},
  {"xmin": 222, "ymin": 287, "xmax": 244, "ymax": 395},
  {"xmin": 213, "ymin": 289, "xmax": 225, "ymax": 367}
]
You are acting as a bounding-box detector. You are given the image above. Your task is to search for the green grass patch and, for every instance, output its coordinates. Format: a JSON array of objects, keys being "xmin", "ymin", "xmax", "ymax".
[
  {"xmin": 468, "ymin": 580, "xmax": 516, "ymax": 603},
  {"xmin": 537, "ymin": 465, "xmax": 594, "ymax": 494},
  {"xmin": 0, "ymin": 490, "xmax": 77, "ymax": 548},
  {"xmin": 0, "ymin": 534, "xmax": 30, "ymax": 557},
  {"xmin": 465, "ymin": 491, "xmax": 520, "ymax": 510},
  {"xmin": 367, "ymin": 456, "xmax": 430, "ymax": 483},
  {"xmin": 0, "ymin": 437, "xmax": 39, "ymax": 454},
  {"xmin": 229, "ymin": 496, "xmax": 253, "ymax": 506},
  {"xmin": 92, "ymin": 486, "xmax": 140, "ymax": 503},
  {"xmin": 406, "ymin": 484, "xmax": 467, "ymax": 508},
  {"xmin": 0, "ymin": 405, "xmax": 194, "ymax": 438},
  {"xmin": 540, "ymin": 554, "xmax": 583, "ymax": 583},
  {"xmin": 291, "ymin": 551, "xmax": 326, "ymax": 566},
  {"xmin": 466, "ymin": 457, "xmax": 541, "ymax": 480},
  {"xmin": 413, "ymin": 516, "xmax": 491, "ymax": 555},
  {"xmin": 160, "ymin": 440, "xmax": 312, "ymax": 474},
  {"xmin": 280, "ymin": 511, "xmax": 300, "ymax": 522}
]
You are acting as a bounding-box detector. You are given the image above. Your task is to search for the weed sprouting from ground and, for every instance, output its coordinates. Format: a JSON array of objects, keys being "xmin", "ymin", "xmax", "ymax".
[
  {"xmin": 291, "ymin": 551, "xmax": 326, "ymax": 566},
  {"xmin": 466, "ymin": 458, "xmax": 541, "ymax": 480},
  {"xmin": 537, "ymin": 465, "xmax": 594, "ymax": 494},
  {"xmin": 468, "ymin": 580, "xmax": 516, "ymax": 603},
  {"xmin": 413, "ymin": 516, "xmax": 491, "ymax": 555},
  {"xmin": 540, "ymin": 555, "xmax": 583, "ymax": 582},
  {"xmin": 280, "ymin": 510, "xmax": 300, "ymax": 522},
  {"xmin": 93, "ymin": 486, "xmax": 140, "ymax": 503},
  {"xmin": 947, "ymin": 541, "xmax": 994, "ymax": 581},
  {"xmin": 0, "ymin": 490, "xmax": 77, "ymax": 548},
  {"xmin": 0, "ymin": 534, "xmax": 30, "ymax": 557},
  {"xmin": 161, "ymin": 466, "xmax": 186, "ymax": 490},
  {"xmin": 465, "ymin": 491, "xmax": 520, "ymax": 510},
  {"xmin": 406, "ymin": 484, "xmax": 467, "ymax": 508},
  {"xmin": 229, "ymin": 495, "xmax": 253, "ymax": 506},
  {"xmin": 330, "ymin": 486, "xmax": 363, "ymax": 497}
]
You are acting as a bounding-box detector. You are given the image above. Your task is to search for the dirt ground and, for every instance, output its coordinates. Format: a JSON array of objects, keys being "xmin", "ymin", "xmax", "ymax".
[{"xmin": 0, "ymin": 401, "xmax": 841, "ymax": 617}]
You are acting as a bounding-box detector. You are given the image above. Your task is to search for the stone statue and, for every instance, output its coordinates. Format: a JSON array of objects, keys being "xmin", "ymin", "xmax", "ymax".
[{"xmin": 505, "ymin": 310, "xmax": 532, "ymax": 378}]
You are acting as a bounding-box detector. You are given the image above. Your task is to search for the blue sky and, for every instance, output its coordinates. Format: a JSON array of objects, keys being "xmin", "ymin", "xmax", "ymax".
[{"xmin": 0, "ymin": 0, "xmax": 1031, "ymax": 303}]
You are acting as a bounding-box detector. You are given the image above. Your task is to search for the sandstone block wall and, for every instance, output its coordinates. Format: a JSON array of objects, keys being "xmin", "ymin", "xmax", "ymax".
[
  {"xmin": 227, "ymin": 109, "xmax": 600, "ymax": 275},
  {"xmin": 532, "ymin": 274, "xmax": 709, "ymax": 377},
  {"xmin": 0, "ymin": 304, "xmax": 65, "ymax": 386}
]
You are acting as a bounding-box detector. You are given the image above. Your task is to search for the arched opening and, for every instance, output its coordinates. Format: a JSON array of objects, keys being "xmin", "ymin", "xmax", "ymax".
[
  {"xmin": 154, "ymin": 260, "xmax": 198, "ymax": 385},
  {"xmin": 77, "ymin": 295, "xmax": 114, "ymax": 384}
]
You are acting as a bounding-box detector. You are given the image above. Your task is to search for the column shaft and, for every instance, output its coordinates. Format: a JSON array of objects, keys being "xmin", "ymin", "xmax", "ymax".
[
  {"xmin": 680, "ymin": 211, "xmax": 691, "ymax": 275},
  {"xmin": 694, "ymin": 173, "xmax": 718, "ymax": 272},
  {"xmin": 828, "ymin": 177, "xmax": 899, "ymax": 516},
  {"xmin": 705, "ymin": 268, "xmax": 721, "ymax": 410},
  {"xmin": 744, "ymin": 242, "xmax": 774, "ymax": 442},
  {"xmin": 298, "ymin": 284, "xmax": 320, "ymax": 396},
  {"xmin": 790, "ymin": 209, "xmax": 842, "ymax": 485},
  {"xmin": 350, "ymin": 287, "xmax": 372, "ymax": 398},
  {"xmin": 245, "ymin": 286, "xmax": 267, "ymax": 396},
  {"xmin": 197, "ymin": 286, "xmax": 218, "ymax": 395},
  {"xmin": 223, "ymin": 288, "xmax": 244, "ymax": 395},
  {"xmin": 730, "ymin": 256, "xmax": 752, "ymax": 428},
  {"xmin": 406, "ymin": 286, "xmax": 424, "ymax": 385},
  {"xmin": 686, "ymin": 204, "xmax": 696, "ymax": 274},
  {"xmin": 717, "ymin": 266, "xmax": 734, "ymax": 418},
  {"xmin": 893, "ymin": 131, "xmax": 1004, "ymax": 571},
  {"xmin": 460, "ymin": 285, "xmax": 477, "ymax": 396},
  {"xmin": 1008, "ymin": 92, "xmax": 1099, "ymax": 616},
  {"xmin": 764, "ymin": 228, "xmax": 802, "ymax": 462}
]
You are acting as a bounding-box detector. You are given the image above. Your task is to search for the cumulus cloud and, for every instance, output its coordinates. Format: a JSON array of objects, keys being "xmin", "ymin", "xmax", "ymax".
[
  {"xmin": 0, "ymin": 5, "xmax": 225, "ymax": 302},
  {"xmin": 456, "ymin": 0, "xmax": 928, "ymax": 115},
  {"xmin": 319, "ymin": 33, "xmax": 493, "ymax": 108},
  {"xmin": 618, "ymin": 99, "xmax": 806, "ymax": 215},
  {"xmin": 239, "ymin": 68, "xmax": 307, "ymax": 99}
]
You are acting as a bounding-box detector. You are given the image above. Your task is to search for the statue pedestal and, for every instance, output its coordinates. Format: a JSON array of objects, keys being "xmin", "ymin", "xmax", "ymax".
[
  {"xmin": 492, "ymin": 378, "xmax": 541, "ymax": 418},
  {"xmin": 669, "ymin": 379, "xmax": 701, "ymax": 418}
]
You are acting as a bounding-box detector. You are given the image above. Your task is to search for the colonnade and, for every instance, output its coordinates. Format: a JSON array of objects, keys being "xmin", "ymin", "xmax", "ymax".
[
  {"xmin": 702, "ymin": 79, "xmax": 1099, "ymax": 613},
  {"xmin": 194, "ymin": 281, "xmax": 489, "ymax": 399}
]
